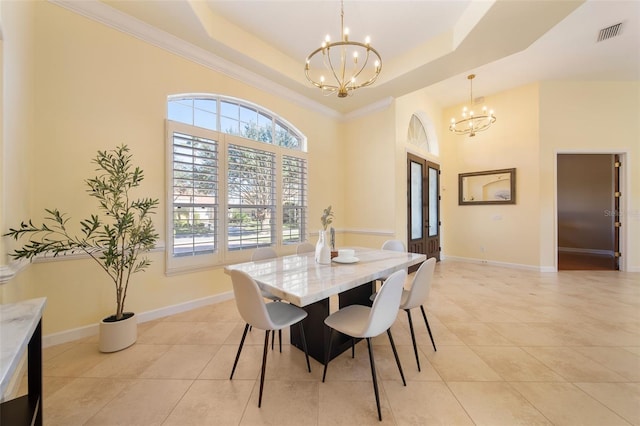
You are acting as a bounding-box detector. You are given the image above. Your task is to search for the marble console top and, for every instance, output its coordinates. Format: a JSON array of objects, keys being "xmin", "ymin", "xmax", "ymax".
[
  {"xmin": 0, "ymin": 297, "xmax": 46, "ymax": 398},
  {"xmin": 225, "ymin": 248, "xmax": 425, "ymax": 306}
]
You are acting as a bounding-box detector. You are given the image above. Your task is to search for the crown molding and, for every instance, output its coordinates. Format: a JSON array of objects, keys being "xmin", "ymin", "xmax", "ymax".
[
  {"xmin": 49, "ymin": 0, "xmax": 341, "ymax": 120},
  {"xmin": 344, "ymin": 97, "xmax": 394, "ymax": 121}
]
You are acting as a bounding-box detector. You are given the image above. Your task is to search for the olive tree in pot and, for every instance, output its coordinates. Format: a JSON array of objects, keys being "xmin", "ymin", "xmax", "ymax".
[{"xmin": 4, "ymin": 145, "xmax": 159, "ymax": 352}]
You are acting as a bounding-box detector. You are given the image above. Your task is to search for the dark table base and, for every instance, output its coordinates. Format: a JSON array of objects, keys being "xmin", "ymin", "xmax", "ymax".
[{"xmin": 291, "ymin": 281, "xmax": 375, "ymax": 365}]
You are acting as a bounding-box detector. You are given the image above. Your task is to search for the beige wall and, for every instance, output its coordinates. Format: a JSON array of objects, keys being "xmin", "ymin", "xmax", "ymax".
[
  {"xmin": 0, "ymin": 1, "xmax": 343, "ymax": 334},
  {"xmin": 341, "ymin": 104, "xmax": 397, "ymax": 247},
  {"xmin": 441, "ymin": 83, "xmax": 541, "ymax": 267},
  {"xmin": 539, "ymin": 81, "xmax": 640, "ymax": 271},
  {"xmin": 1, "ymin": 0, "xmax": 36, "ymax": 264},
  {"xmin": 440, "ymin": 80, "xmax": 639, "ymax": 271}
]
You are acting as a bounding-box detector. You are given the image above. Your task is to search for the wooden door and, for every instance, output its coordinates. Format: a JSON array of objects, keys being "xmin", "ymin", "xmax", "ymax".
[
  {"xmin": 407, "ymin": 154, "xmax": 440, "ymax": 269},
  {"xmin": 614, "ymin": 154, "xmax": 621, "ymax": 270}
]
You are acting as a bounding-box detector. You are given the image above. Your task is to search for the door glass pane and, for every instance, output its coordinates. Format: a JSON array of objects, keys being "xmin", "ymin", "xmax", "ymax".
[
  {"xmin": 429, "ymin": 167, "xmax": 438, "ymax": 237},
  {"xmin": 411, "ymin": 161, "xmax": 423, "ymax": 240}
]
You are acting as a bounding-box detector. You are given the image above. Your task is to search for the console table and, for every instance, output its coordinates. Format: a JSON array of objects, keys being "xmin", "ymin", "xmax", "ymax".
[{"xmin": 0, "ymin": 297, "xmax": 46, "ymax": 426}]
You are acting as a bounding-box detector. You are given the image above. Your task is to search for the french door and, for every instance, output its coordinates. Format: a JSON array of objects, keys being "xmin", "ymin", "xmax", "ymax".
[{"xmin": 407, "ymin": 154, "xmax": 440, "ymax": 268}]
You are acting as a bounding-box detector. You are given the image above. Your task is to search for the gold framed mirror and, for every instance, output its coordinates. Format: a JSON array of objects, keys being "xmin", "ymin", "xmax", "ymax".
[{"xmin": 458, "ymin": 168, "xmax": 516, "ymax": 205}]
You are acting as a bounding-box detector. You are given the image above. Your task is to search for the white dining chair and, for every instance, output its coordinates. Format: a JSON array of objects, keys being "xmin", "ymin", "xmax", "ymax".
[
  {"xmin": 229, "ymin": 269, "xmax": 311, "ymax": 408},
  {"xmin": 371, "ymin": 257, "xmax": 437, "ymax": 371},
  {"xmin": 251, "ymin": 247, "xmax": 283, "ymax": 351},
  {"xmin": 251, "ymin": 246, "xmax": 277, "ymax": 261},
  {"xmin": 251, "ymin": 247, "xmax": 282, "ymax": 302},
  {"xmin": 296, "ymin": 242, "xmax": 315, "ymax": 254},
  {"xmin": 381, "ymin": 239, "xmax": 405, "ymax": 252},
  {"xmin": 378, "ymin": 239, "xmax": 406, "ymax": 285},
  {"xmin": 322, "ymin": 269, "xmax": 407, "ymax": 421}
]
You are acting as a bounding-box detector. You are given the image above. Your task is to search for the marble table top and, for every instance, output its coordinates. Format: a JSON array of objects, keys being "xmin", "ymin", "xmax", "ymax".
[
  {"xmin": 224, "ymin": 247, "xmax": 425, "ymax": 306},
  {"xmin": 0, "ymin": 297, "xmax": 46, "ymax": 399}
]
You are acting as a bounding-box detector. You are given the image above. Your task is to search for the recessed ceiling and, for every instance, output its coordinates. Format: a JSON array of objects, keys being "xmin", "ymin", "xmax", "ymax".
[{"xmin": 81, "ymin": 0, "xmax": 640, "ymax": 115}]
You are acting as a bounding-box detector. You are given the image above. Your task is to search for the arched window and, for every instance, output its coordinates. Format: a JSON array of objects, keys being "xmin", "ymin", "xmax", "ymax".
[
  {"xmin": 407, "ymin": 112, "xmax": 439, "ymax": 156},
  {"xmin": 166, "ymin": 95, "xmax": 308, "ymax": 272},
  {"xmin": 168, "ymin": 95, "xmax": 306, "ymax": 151}
]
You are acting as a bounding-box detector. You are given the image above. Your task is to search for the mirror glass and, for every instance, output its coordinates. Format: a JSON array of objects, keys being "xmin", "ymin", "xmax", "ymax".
[{"xmin": 458, "ymin": 168, "xmax": 516, "ymax": 205}]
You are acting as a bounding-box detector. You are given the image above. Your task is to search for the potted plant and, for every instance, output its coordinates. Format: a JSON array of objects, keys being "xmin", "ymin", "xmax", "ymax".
[{"xmin": 3, "ymin": 145, "xmax": 159, "ymax": 352}]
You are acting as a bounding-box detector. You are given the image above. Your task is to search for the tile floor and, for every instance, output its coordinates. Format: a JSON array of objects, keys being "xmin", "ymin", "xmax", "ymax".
[{"xmin": 36, "ymin": 260, "xmax": 640, "ymax": 425}]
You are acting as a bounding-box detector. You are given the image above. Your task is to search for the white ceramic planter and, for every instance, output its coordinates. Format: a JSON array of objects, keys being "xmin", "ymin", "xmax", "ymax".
[{"xmin": 99, "ymin": 312, "xmax": 137, "ymax": 353}]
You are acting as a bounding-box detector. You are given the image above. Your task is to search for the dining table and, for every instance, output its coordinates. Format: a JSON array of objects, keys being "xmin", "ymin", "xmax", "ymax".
[{"xmin": 224, "ymin": 247, "xmax": 426, "ymax": 364}]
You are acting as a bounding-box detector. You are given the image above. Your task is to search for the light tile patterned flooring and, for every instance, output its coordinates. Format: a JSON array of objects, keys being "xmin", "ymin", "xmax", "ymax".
[{"xmin": 37, "ymin": 260, "xmax": 640, "ymax": 425}]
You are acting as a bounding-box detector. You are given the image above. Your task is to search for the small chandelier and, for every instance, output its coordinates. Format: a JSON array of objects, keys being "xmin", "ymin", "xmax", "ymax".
[
  {"xmin": 304, "ymin": 0, "xmax": 382, "ymax": 98},
  {"xmin": 449, "ymin": 74, "xmax": 496, "ymax": 137}
]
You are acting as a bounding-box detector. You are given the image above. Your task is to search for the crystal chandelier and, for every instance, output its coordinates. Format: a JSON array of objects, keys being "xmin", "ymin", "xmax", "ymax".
[
  {"xmin": 449, "ymin": 74, "xmax": 496, "ymax": 137},
  {"xmin": 304, "ymin": 0, "xmax": 382, "ymax": 98}
]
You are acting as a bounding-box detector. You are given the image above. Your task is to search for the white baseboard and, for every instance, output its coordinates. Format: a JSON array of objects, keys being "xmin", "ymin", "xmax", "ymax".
[
  {"xmin": 441, "ymin": 255, "xmax": 545, "ymax": 272},
  {"xmin": 42, "ymin": 291, "xmax": 234, "ymax": 348}
]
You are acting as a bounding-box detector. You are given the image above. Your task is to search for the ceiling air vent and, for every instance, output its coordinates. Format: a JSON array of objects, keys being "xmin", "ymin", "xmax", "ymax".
[{"xmin": 597, "ymin": 23, "xmax": 622, "ymax": 42}]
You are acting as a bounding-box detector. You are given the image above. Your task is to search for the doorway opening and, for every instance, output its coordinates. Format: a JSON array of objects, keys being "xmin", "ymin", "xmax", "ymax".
[{"xmin": 557, "ymin": 153, "xmax": 621, "ymax": 271}]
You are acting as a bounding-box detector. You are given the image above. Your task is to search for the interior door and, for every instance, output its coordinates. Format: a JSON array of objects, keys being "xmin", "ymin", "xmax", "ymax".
[
  {"xmin": 557, "ymin": 153, "xmax": 619, "ymax": 270},
  {"xmin": 614, "ymin": 154, "xmax": 621, "ymax": 270},
  {"xmin": 407, "ymin": 154, "xmax": 440, "ymax": 268}
]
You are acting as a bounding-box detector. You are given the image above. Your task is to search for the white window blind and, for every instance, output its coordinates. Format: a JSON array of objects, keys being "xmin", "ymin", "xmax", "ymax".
[
  {"xmin": 227, "ymin": 144, "xmax": 276, "ymax": 250},
  {"xmin": 282, "ymin": 155, "xmax": 307, "ymax": 244},
  {"xmin": 172, "ymin": 132, "xmax": 218, "ymax": 257}
]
